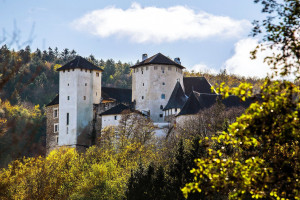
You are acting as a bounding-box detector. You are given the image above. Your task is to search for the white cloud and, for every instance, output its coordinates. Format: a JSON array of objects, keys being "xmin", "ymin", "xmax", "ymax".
[
  {"xmin": 72, "ymin": 3, "xmax": 251, "ymax": 43},
  {"xmin": 224, "ymin": 38, "xmax": 273, "ymax": 78},
  {"xmin": 189, "ymin": 64, "xmax": 218, "ymax": 74}
]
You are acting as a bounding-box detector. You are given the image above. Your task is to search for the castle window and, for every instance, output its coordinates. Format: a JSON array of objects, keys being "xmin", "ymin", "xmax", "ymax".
[
  {"xmin": 162, "ymin": 70, "xmax": 164, "ymax": 73},
  {"xmin": 162, "ymin": 82, "xmax": 165, "ymax": 85},
  {"xmin": 160, "ymin": 105, "xmax": 163, "ymax": 110},
  {"xmin": 53, "ymin": 108, "xmax": 58, "ymax": 118},
  {"xmin": 96, "ymin": 72, "xmax": 99, "ymax": 77},
  {"xmin": 146, "ymin": 66, "xmax": 149, "ymax": 70},
  {"xmin": 85, "ymin": 69, "xmax": 87, "ymax": 72},
  {"xmin": 90, "ymin": 70, "xmax": 92, "ymax": 73},
  {"xmin": 161, "ymin": 94, "xmax": 165, "ymax": 99},
  {"xmin": 85, "ymin": 83, "xmax": 87, "ymax": 86},
  {"xmin": 68, "ymin": 83, "xmax": 69, "ymax": 86},
  {"xmin": 96, "ymin": 92, "xmax": 97, "ymax": 96},
  {"xmin": 143, "ymin": 83, "xmax": 144, "ymax": 86},
  {"xmin": 84, "ymin": 96, "xmax": 86, "ymax": 100},
  {"xmin": 154, "ymin": 66, "xmax": 157, "ymax": 70},
  {"xmin": 168, "ymin": 66, "xmax": 171, "ymax": 71},
  {"xmin": 142, "ymin": 71, "xmax": 143, "ymax": 74},
  {"xmin": 66, "ymin": 113, "xmax": 69, "ymax": 125},
  {"xmin": 142, "ymin": 96, "xmax": 144, "ymax": 99},
  {"xmin": 175, "ymin": 108, "xmax": 178, "ymax": 112},
  {"xmin": 159, "ymin": 114, "xmax": 163, "ymax": 118},
  {"xmin": 67, "ymin": 96, "xmax": 70, "ymax": 100},
  {"xmin": 54, "ymin": 123, "xmax": 59, "ymax": 133},
  {"xmin": 68, "ymin": 70, "xmax": 70, "ymax": 72},
  {"xmin": 56, "ymin": 136, "xmax": 59, "ymax": 143},
  {"xmin": 114, "ymin": 116, "xmax": 117, "ymax": 120}
]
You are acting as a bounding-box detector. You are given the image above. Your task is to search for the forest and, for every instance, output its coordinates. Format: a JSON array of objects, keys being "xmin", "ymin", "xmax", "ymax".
[{"xmin": 0, "ymin": 0, "xmax": 299, "ymax": 199}]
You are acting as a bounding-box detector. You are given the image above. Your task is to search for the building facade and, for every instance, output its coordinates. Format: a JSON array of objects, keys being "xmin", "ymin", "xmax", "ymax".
[{"xmin": 46, "ymin": 53, "xmax": 251, "ymax": 154}]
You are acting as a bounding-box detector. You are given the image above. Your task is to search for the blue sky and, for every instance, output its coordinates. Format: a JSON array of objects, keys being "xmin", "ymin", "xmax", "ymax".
[{"xmin": 0, "ymin": 0, "xmax": 273, "ymax": 77}]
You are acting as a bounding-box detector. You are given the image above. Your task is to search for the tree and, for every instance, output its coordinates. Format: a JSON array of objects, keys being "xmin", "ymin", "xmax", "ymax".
[
  {"xmin": 182, "ymin": 1, "xmax": 300, "ymax": 199},
  {"xmin": 251, "ymin": 0, "xmax": 300, "ymax": 79}
]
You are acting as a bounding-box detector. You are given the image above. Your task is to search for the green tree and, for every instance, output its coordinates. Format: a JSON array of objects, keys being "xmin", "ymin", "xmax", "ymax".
[{"xmin": 183, "ymin": 1, "xmax": 300, "ymax": 199}]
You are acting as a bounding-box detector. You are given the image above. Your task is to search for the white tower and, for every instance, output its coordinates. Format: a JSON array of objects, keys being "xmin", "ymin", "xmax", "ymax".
[
  {"xmin": 131, "ymin": 53, "xmax": 184, "ymax": 122},
  {"xmin": 57, "ymin": 56, "xmax": 103, "ymax": 147}
]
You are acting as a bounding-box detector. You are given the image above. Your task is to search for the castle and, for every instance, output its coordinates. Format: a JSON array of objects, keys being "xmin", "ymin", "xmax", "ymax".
[{"xmin": 46, "ymin": 53, "xmax": 251, "ymax": 153}]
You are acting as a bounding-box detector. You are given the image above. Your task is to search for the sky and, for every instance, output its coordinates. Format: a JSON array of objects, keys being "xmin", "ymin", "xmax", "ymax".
[{"xmin": 0, "ymin": 0, "xmax": 274, "ymax": 78}]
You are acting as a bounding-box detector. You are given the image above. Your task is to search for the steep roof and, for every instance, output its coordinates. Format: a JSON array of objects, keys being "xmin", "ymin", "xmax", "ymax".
[
  {"xmin": 131, "ymin": 53, "xmax": 185, "ymax": 69},
  {"xmin": 99, "ymin": 104, "xmax": 133, "ymax": 116},
  {"xmin": 177, "ymin": 91, "xmax": 202, "ymax": 116},
  {"xmin": 163, "ymin": 81, "xmax": 188, "ymax": 110},
  {"xmin": 177, "ymin": 93, "xmax": 253, "ymax": 116},
  {"xmin": 183, "ymin": 77, "xmax": 215, "ymax": 95},
  {"xmin": 57, "ymin": 56, "xmax": 103, "ymax": 71},
  {"xmin": 101, "ymin": 87, "xmax": 132, "ymax": 103},
  {"xmin": 46, "ymin": 94, "xmax": 59, "ymax": 107}
]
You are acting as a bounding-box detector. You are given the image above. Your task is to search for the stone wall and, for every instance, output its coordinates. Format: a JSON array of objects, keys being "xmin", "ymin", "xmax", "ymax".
[{"xmin": 46, "ymin": 104, "xmax": 59, "ymax": 155}]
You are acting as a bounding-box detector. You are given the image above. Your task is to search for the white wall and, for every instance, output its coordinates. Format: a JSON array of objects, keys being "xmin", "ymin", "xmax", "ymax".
[
  {"xmin": 132, "ymin": 65, "xmax": 183, "ymax": 122},
  {"xmin": 59, "ymin": 69, "xmax": 102, "ymax": 147},
  {"xmin": 101, "ymin": 114, "xmax": 121, "ymax": 128}
]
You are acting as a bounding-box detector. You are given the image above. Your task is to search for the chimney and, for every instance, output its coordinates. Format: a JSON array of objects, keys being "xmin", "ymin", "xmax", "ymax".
[
  {"xmin": 142, "ymin": 53, "xmax": 148, "ymax": 61},
  {"xmin": 174, "ymin": 57, "xmax": 181, "ymax": 65}
]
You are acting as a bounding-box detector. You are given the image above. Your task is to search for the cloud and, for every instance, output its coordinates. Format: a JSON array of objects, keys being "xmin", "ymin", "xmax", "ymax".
[
  {"xmin": 189, "ymin": 64, "xmax": 218, "ymax": 74},
  {"xmin": 72, "ymin": 3, "xmax": 251, "ymax": 43},
  {"xmin": 224, "ymin": 38, "xmax": 274, "ymax": 78}
]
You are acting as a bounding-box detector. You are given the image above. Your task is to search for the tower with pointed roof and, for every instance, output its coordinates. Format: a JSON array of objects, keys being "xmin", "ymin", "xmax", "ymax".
[
  {"xmin": 131, "ymin": 53, "xmax": 185, "ymax": 122},
  {"xmin": 57, "ymin": 56, "xmax": 103, "ymax": 148}
]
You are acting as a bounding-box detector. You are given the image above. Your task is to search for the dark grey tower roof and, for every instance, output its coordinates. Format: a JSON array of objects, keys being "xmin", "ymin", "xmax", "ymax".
[
  {"xmin": 57, "ymin": 56, "xmax": 103, "ymax": 71},
  {"xmin": 163, "ymin": 81, "xmax": 187, "ymax": 110},
  {"xmin": 99, "ymin": 104, "xmax": 132, "ymax": 116},
  {"xmin": 177, "ymin": 92, "xmax": 253, "ymax": 116},
  {"xmin": 183, "ymin": 77, "xmax": 215, "ymax": 95},
  {"xmin": 131, "ymin": 53, "xmax": 185, "ymax": 69},
  {"xmin": 46, "ymin": 94, "xmax": 59, "ymax": 107},
  {"xmin": 177, "ymin": 91, "xmax": 202, "ymax": 116}
]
